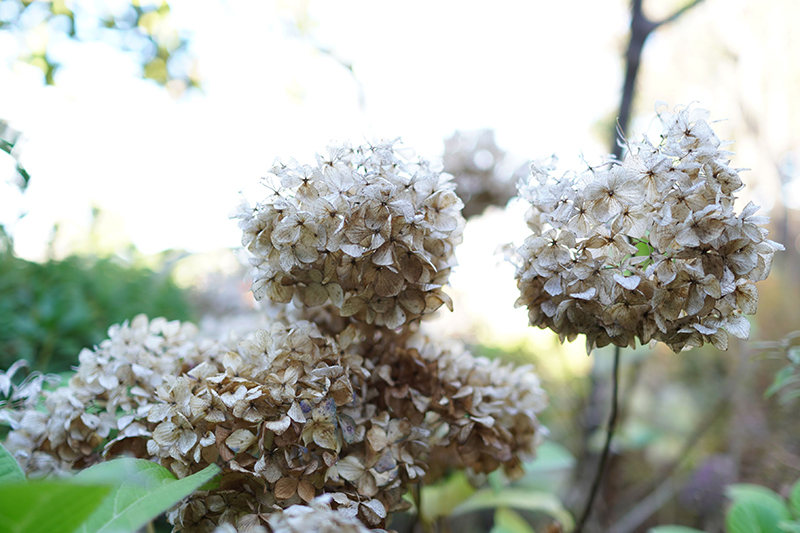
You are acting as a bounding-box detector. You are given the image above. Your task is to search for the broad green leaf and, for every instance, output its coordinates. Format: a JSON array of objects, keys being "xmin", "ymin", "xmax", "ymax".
[
  {"xmin": 74, "ymin": 459, "xmax": 220, "ymax": 533},
  {"xmin": 0, "ymin": 442, "xmax": 25, "ymax": 484},
  {"xmin": 420, "ymin": 471, "xmax": 477, "ymax": 524},
  {"xmin": 491, "ymin": 507, "xmax": 536, "ymax": 533},
  {"xmin": 490, "ymin": 440, "xmax": 576, "ymax": 492},
  {"xmin": 0, "ymin": 481, "xmax": 111, "ymax": 533},
  {"xmin": 726, "ymin": 500, "xmax": 791, "ymax": 533},
  {"xmin": 522, "ymin": 441, "xmax": 576, "ymax": 474},
  {"xmin": 648, "ymin": 527, "xmax": 706, "ymax": 533},
  {"xmin": 727, "ymin": 484, "xmax": 790, "ymax": 516},
  {"xmin": 790, "ymin": 479, "xmax": 800, "ymax": 519},
  {"xmin": 778, "ymin": 521, "xmax": 800, "ymax": 533},
  {"xmin": 453, "ymin": 488, "xmax": 574, "ymax": 532}
]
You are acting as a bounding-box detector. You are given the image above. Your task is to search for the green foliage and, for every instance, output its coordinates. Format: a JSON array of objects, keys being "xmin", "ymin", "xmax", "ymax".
[
  {"xmin": 0, "ymin": 442, "xmax": 220, "ymax": 533},
  {"xmin": 726, "ymin": 484, "xmax": 793, "ymax": 533},
  {"xmin": 0, "ymin": 121, "xmax": 30, "ymax": 191},
  {"xmin": 0, "ymin": 441, "xmax": 25, "ymax": 484},
  {"xmin": 417, "ymin": 441, "xmax": 575, "ymax": 531},
  {"xmin": 453, "ymin": 488, "xmax": 574, "ymax": 532},
  {"xmin": 491, "ymin": 508, "xmax": 536, "ymax": 533},
  {"xmin": 757, "ymin": 331, "xmax": 800, "ymax": 404},
  {"xmin": 0, "ymin": 0, "xmax": 198, "ymax": 90},
  {"xmin": 654, "ymin": 478, "xmax": 800, "ymax": 533},
  {"xmin": 0, "ymin": 252, "xmax": 195, "ymax": 372},
  {"xmin": 0, "ymin": 481, "xmax": 112, "ymax": 533},
  {"xmin": 73, "ymin": 459, "xmax": 220, "ymax": 533}
]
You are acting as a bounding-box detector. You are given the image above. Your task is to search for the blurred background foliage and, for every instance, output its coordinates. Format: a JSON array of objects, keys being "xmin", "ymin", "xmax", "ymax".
[
  {"xmin": 0, "ymin": 0, "xmax": 198, "ymax": 92},
  {"xmin": 0, "ymin": 249, "xmax": 195, "ymax": 373},
  {"xmin": 1, "ymin": 0, "xmax": 800, "ymax": 532}
]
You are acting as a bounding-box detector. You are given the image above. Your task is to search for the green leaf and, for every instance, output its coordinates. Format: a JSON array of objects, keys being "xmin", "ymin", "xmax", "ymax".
[
  {"xmin": 74, "ymin": 458, "xmax": 220, "ymax": 533},
  {"xmin": 420, "ymin": 471, "xmax": 477, "ymax": 525},
  {"xmin": 0, "ymin": 443, "xmax": 25, "ymax": 484},
  {"xmin": 727, "ymin": 484, "xmax": 790, "ymax": 514},
  {"xmin": 491, "ymin": 507, "xmax": 536, "ymax": 533},
  {"xmin": 489, "ymin": 440, "xmax": 576, "ymax": 493},
  {"xmin": 766, "ymin": 366, "xmax": 799, "ymax": 398},
  {"xmin": 789, "ymin": 479, "xmax": 800, "ymax": 519},
  {"xmin": 778, "ymin": 521, "xmax": 800, "ymax": 533},
  {"xmin": 725, "ymin": 496, "xmax": 790, "ymax": 533},
  {"xmin": 0, "ymin": 481, "xmax": 111, "ymax": 533},
  {"xmin": 648, "ymin": 527, "xmax": 706, "ymax": 533},
  {"xmin": 453, "ymin": 488, "xmax": 574, "ymax": 532}
]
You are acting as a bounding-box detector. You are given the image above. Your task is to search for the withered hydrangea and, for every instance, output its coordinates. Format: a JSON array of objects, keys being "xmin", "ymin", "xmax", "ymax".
[
  {"xmin": 4, "ymin": 314, "xmax": 546, "ymax": 532},
  {"xmin": 442, "ymin": 129, "xmax": 526, "ymax": 218},
  {"xmin": 3, "ymin": 137, "xmax": 550, "ymax": 532},
  {"xmin": 234, "ymin": 140, "xmax": 465, "ymax": 329},
  {"xmin": 512, "ymin": 104, "xmax": 783, "ymax": 353}
]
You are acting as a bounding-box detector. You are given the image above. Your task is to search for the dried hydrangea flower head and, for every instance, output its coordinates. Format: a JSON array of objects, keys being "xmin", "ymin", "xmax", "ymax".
[
  {"xmin": 512, "ymin": 104, "xmax": 783, "ymax": 353},
  {"xmin": 4, "ymin": 314, "xmax": 546, "ymax": 532},
  {"xmin": 442, "ymin": 129, "xmax": 525, "ymax": 218},
  {"xmin": 234, "ymin": 140, "xmax": 465, "ymax": 329}
]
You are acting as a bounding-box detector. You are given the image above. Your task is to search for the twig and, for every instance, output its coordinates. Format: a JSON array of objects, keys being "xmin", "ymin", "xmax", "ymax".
[
  {"xmin": 655, "ymin": 0, "xmax": 706, "ymax": 29},
  {"xmin": 607, "ymin": 476, "xmax": 681, "ymax": 533},
  {"xmin": 612, "ymin": 0, "xmax": 706, "ymax": 159},
  {"xmin": 574, "ymin": 344, "xmax": 622, "ymax": 533},
  {"xmin": 613, "ymin": 394, "xmax": 728, "ymax": 511}
]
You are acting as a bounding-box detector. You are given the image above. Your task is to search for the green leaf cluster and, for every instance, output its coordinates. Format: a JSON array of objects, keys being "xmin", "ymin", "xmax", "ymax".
[
  {"xmin": 0, "ymin": 252, "xmax": 195, "ymax": 372},
  {"xmin": 418, "ymin": 441, "xmax": 575, "ymax": 532},
  {"xmin": 0, "ymin": 442, "xmax": 219, "ymax": 533}
]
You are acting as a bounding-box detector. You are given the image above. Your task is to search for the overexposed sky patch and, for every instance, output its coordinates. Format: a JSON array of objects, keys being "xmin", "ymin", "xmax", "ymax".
[{"xmin": 1, "ymin": 0, "xmax": 625, "ymax": 258}]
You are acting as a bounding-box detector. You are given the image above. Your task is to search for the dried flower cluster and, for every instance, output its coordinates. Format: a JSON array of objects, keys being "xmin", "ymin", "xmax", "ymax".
[
  {"xmin": 3, "ymin": 313, "xmax": 546, "ymax": 532},
  {"xmin": 512, "ymin": 105, "xmax": 783, "ymax": 352},
  {"xmin": 442, "ymin": 129, "xmax": 525, "ymax": 218},
  {"xmin": 234, "ymin": 140, "xmax": 465, "ymax": 329}
]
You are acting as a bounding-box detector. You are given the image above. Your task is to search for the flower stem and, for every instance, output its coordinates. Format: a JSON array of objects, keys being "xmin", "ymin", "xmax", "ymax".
[{"xmin": 574, "ymin": 344, "xmax": 621, "ymax": 533}]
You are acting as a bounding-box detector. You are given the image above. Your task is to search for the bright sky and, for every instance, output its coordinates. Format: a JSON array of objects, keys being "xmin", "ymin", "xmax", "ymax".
[{"xmin": 0, "ymin": 0, "xmax": 626, "ymax": 260}]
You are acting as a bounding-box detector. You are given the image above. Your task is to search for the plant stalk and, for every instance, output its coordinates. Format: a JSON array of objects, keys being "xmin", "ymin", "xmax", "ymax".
[{"xmin": 574, "ymin": 344, "xmax": 621, "ymax": 533}]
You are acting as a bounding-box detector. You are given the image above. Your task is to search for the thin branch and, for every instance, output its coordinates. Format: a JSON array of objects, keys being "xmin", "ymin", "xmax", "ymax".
[
  {"xmin": 574, "ymin": 345, "xmax": 622, "ymax": 533},
  {"xmin": 654, "ymin": 0, "xmax": 705, "ymax": 29},
  {"xmin": 612, "ymin": 0, "xmax": 705, "ymax": 159},
  {"xmin": 613, "ymin": 394, "xmax": 728, "ymax": 511},
  {"xmin": 607, "ymin": 477, "xmax": 681, "ymax": 533}
]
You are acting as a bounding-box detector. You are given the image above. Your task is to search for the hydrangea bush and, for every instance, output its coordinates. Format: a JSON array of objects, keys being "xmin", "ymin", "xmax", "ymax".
[
  {"xmin": 511, "ymin": 105, "xmax": 783, "ymax": 353},
  {"xmin": 1, "ymin": 140, "xmax": 547, "ymax": 533},
  {"xmin": 0, "ymin": 106, "xmax": 782, "ymax": 532}
]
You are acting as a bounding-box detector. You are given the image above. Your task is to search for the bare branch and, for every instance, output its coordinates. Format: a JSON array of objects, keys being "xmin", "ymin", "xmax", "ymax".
[{"xmin": 655, "ymin": 0, "xmax": 705, "ymax": 29}]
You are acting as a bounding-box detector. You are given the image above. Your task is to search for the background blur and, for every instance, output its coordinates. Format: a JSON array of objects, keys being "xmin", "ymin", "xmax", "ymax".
[{"xmin": 1, "ymin": 0, "xmax": 799, "ymax": 532}]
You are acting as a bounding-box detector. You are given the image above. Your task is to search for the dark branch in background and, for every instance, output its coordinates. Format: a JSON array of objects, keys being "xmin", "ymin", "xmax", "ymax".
[
  {"xmin": 570, "ymin": 1, "xmax": 707, "ymax": 530},
  {"xmin": 612, "ymin": 0, "xmax": 705, "ymax": 159},
  {"xmin": 574, "ymin": 345, "xmax": 622, "ymax": 533},
  {"xmin": 609, "ymin": 396, "xmax": 729, "ymax": 533}
]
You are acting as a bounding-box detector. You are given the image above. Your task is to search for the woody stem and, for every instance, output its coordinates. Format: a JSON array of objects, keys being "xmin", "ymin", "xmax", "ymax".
[{"xmin": 575, "ymin": 344, "xmax": 621, "ymax": 533}]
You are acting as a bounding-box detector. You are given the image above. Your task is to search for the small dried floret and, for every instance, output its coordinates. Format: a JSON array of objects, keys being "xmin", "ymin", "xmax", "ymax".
[
  {"xmin": 234, "ymin": 140, "xmax": 465, "ymax": 329},
  {"xmin": 512, "ymin": 104, "xmax": 783, "ymax": 352}
]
